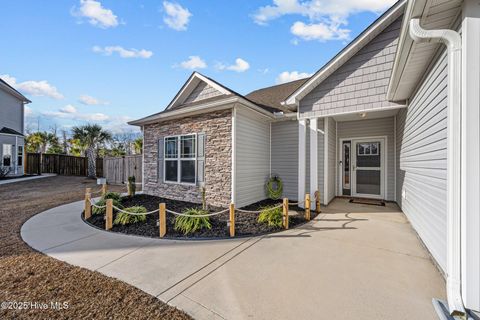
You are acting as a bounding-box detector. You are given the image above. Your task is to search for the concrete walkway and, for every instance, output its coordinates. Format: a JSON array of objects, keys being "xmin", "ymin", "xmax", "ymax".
[
  {"xmin": 0, "ymin": 173, "xmax": 56, "ymax": 185},
  {"xmin": 21, "ymin": 198, "xmax": 446, "ymax": 320}
]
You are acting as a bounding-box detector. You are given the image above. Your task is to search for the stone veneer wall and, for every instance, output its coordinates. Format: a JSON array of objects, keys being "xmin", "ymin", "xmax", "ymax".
[{"xmin": 143, "ymin": 110, "xmax": 232, "ymax": 207}]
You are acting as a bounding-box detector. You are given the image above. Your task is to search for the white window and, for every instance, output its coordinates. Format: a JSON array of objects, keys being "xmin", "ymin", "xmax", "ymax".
[
  {"xmin": 164, "ymin": 134, "xmax": 196, "ymax": 184},
  {"xmin": 2, "ymin": 144, "xmax": 12, "ymax": 167}
]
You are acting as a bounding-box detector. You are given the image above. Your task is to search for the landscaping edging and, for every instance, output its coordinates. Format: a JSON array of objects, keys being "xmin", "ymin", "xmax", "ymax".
[{"xmin": 82, "ymin": 194, "xmax": 317, "ymax": 241}]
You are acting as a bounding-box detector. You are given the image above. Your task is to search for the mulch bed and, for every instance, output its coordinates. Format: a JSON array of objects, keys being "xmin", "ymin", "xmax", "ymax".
[
  {"xmin": 0, "ymin": 176, "xmax": 191, "ymax": 320},
  {"xmin": 86, "ymin": 194, "xmax": 313, "ymax": 239}
]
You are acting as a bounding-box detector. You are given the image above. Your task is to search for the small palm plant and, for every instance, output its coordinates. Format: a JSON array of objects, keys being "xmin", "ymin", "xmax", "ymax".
[
  {"xmin": 258, "ymin": 205, "xmax": 284, "ymax": 228},
  {"xmin": 174, "ymin": 208, "xmax": 212, "ymax": 235},
  {"xmin": 114, "ymin": 206, "xmax": 147, "ymax": 225}
]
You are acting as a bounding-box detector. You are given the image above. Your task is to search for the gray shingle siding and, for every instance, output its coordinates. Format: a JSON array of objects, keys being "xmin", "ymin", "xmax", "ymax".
[
  {"xmin": 271, "ymin": 120, "xmax": 299, "ymax": 200},
  {"xmin": 299, "ymin": 16, "xmax": 404, "ymax": 118},
  {"xmin": 396, "ymin": 50, "xmax": 448, "ymax": 272},
  {"xmin": 235, "ymin": 107, "xmax": 271, "ymax": 207},
  {"xmin": 184, "ymin": 82, "xmax": 222, "ymax": 104},
  {"xmin": 337, "ymin": 116, "xmax": 396, "ymax": 201}
]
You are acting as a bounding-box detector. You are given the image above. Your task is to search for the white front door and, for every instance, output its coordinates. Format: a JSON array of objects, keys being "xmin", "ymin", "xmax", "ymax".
[{"xmin": 351, "ymin": 139, "xmax": 385, "ymax": 199}]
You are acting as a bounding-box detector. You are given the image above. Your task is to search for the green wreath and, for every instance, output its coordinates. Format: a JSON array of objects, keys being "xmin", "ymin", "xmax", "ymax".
[{"xmin": 266, "ymin": 176, "xmax": 283, "ymax": 200}]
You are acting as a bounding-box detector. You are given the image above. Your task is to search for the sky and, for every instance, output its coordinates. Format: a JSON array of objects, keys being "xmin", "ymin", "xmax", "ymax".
[{"xmin": 0, "ymin": 0, "xmax": 397, "ymax": 134}]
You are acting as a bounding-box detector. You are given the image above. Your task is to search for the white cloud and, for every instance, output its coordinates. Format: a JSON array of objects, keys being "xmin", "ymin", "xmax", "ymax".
[
  {"xmin": 24, "ymin": 106, "xmax": 34, "ymax": 117},
  {"xmin": 73, "ymin": 0, "xmax": 119, "ymax": 28},
  {"xmin": 79, "ymin": 94, "xmax": 109, "ymax": 105},
  {"xmin": 92, "ymin": 46, "xmax": 153, "ymax": 59},
  {"xmin": 177, "ymin": 56, "xmax": 207, "ymax": 70},
  {"xmin": 252, "ymin": 0, "xmax": 396, "ymax": 42},
  {"xmin": 60, "ymin": 104, "xmax": 77, "ymax": 114},
  {"xmin": 0, "ymin": 74, "xmax": 64, "ymax": 100},
  {"xmin": 290, "ymin": 21, "xmax": 349, "ymax": 41},
  {"xmin": 42, "ymin": 107, "xmax": 109, "ymax": 122},
  {"xmin": 216, "ymin": 58, "xmax": 250, "ymax": 73},
  {"xmin": 276, "ymin": 71, "xmax": 312, "ymax": 84},
  {"xmin": 163, "ymin": 1, "xmax": 192, "ymax": 31}
]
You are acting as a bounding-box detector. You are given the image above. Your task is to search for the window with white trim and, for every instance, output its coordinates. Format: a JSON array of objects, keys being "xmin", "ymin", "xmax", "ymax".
[
  {"xmin": 2, "ymin": 144, "xmax": 12, "ymax": 167},
  {"xmin": 164, "ymin": 134, "xmax": 197, "ymax": 184},
  {"xmin": 357, "ymin": 142, "xmax": 379, "ymax": 156},
  {"xmin": 18, "ymin": 146, "xmax": 23, "ymax": 167}
]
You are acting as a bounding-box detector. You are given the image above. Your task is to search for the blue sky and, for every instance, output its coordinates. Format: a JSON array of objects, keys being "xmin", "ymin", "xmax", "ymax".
[{"xmin": 0, "ymin": 0, "xmax": 396, "ymax": 134}]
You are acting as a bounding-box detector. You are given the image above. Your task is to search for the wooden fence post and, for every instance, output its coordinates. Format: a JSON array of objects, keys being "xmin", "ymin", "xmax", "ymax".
[
  {"xmin": 305, "ymin": 193, "xmax": 311, "ymax": 221},
  {"xmin": 102, "ymin": 183, "xmax": 107, "ymax": 196},
  {"xmin": 159, "ymin": 203, "xmax": 166, "ymax": 238},
  {"xmin": 315, "ymin": 190, "xmax": 321, "ymax": 214},
  {"xmin": 84, "ymin": 188, "xmax": 92, "ymax": 219},
  {"xmin": 283, "ymin": 198, "xmax": 289, "ymax": 229},
  {"xmin": 106, "ymin": 199, "xmax": 113, "ymax": 230},
  {"xmin": 229, "ymin": 203, "xmax": 235, "ymax": 237}
]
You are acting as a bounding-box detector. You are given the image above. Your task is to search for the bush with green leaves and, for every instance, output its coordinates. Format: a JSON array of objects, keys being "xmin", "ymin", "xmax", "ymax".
[
  {"xmin": 114, "ymin": 206, "xmax": 147, "ymax": 225},
  {"xmin": 92, "ymin": 192, "xmax": 123, "ymax": 215},
  {"xmin": 174, "ymin": 208, "xmax": 212, "ymax": 235},
  {"xmin": 258, "ymin": 205, "xmax": 284, "ymax": 228},
  {"xmin": 103, "ymin": 192, "xmax": 121, "ymax": 201}
]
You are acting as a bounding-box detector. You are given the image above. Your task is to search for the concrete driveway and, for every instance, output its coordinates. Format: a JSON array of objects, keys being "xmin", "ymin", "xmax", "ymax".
[{"xmin": 21, "ymin": 198, "xmax": 446, "ymax": 319}]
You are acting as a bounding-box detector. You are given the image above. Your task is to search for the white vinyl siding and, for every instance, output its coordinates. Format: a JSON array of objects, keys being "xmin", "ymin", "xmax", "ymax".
[
  {"xmin": 396, "ymin": 50, "xmax": 448, "ymax": 272},
  {"xmin": 271, "ymin": 120, "xmax": 299, "ymax": 200},
  {"xmin": 337, "ymin": 117, "xmax": 395, "ymax": 201},
  {"xmin": 235, "ymin": 107, "xmax": 270, "ymax": 207}
]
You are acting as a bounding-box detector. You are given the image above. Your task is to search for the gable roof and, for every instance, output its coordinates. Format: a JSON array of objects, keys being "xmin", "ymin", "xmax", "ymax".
[
  {"xmin": 284, "ymin": 0, "xmax": 406, "ymax": 107},
  {"xmin": 0, "ymin": 78, "xmax": 31, "ymax": 103},
  {"xmin": 129, "ymin": 72, "xmax": 304, "ymax": 126},
  {"xmin": 245, "ymin": 78, "xmax": 309, "ymax": 113}
]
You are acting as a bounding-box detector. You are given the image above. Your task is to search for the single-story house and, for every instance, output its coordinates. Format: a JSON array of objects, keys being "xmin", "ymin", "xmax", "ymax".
[
  {"xmin": 130, "ymin": 0, "xmax": 480, "ymax": 317},
  {"xmin": 0, "ymin": 77, "xmax": 31, "ymax": 176}
]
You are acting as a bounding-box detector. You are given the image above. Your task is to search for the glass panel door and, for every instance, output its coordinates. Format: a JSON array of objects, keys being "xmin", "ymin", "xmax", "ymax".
[{"xmin": 352, "ymin": 140, "xmax": 384, "ymax": 198}]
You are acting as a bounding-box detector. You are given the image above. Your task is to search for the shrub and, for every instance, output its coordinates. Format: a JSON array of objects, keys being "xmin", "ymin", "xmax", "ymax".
[
  {"xmin": 92, "ymin": 198, "xmax": 123, "ymax": 215},
  {"xmin": 258, "ymin": 205, "xmax": 284, "ymax": 228},
  {"xmin": 114, "ymin": 206, "xmax": 147, "ymax": 225},
  {"xmin": 174, "ymin": 208, "xmax": 212, "ymax": 235},
  {"xmin": 0, "ymin": 167, "xmax": 10, "ymax": 179},
  {"xmin": 103, "ymin": 192, "xmax": 121, "ymax": 201}
]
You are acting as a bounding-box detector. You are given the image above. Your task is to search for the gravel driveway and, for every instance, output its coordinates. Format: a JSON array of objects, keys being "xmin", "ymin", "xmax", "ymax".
[{"xmin": 0, "ymin": 175, "xmax": 191, "ymax": 320}]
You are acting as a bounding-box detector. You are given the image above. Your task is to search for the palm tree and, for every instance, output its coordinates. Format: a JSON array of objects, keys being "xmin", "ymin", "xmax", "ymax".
[
  {"xmin": 72, "ymin": 124, "xmax": 112, "ymax": 178},
  {"xmin": 26, "ymin": 132, "xmax": 48, "ymax": 153},
  {"xmin": 133, "ymin": 137, "xmax": 143, "ymax": 155}
]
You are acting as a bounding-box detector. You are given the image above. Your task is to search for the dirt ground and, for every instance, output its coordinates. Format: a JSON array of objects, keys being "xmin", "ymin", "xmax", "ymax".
[{"xmin": 0, "ymin": 175, "xmax": 191, "ymax": 320}]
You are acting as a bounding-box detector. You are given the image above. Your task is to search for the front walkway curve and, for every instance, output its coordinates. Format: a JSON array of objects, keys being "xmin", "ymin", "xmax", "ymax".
[{"xmin": 21, "ymin": 198, "xmax": 446, "ymax": 320}]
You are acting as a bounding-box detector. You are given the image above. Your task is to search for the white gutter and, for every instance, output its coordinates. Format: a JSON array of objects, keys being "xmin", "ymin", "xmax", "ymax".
[{"xmin": 409, "ymin": 19, "xmax": 465, "ymax": 318}]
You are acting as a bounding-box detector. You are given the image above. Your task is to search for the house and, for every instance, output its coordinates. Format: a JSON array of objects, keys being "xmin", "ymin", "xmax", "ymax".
[
  {"xmin": 0, "ymin": 78, "xmax": 30, "ymax": 176},
  {"xmin": 130, "ymin": 0, "xmax": 480, "ymax": 317}
]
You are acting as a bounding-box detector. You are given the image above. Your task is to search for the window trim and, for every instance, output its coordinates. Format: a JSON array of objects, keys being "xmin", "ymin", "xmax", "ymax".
[
  {"xmin": 2, "ymin": 144, "xmax": 13, "ymax": 167},
  {"xmin": 17, "ymin": 145, "xmax": 24, "ymax": 167},
  {"xmin": 163, "ymin": 133, "xmax": 197, "ymax": 185}
]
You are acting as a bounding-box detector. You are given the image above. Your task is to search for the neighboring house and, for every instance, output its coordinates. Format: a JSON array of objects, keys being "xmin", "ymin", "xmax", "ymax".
[
  {"xmin": 130, "ymin": 0, "xmax": 480, "ymax": 316},
  {"xmin": 0, "ymin": 78, "xmax": 30, "ymax": 176}
]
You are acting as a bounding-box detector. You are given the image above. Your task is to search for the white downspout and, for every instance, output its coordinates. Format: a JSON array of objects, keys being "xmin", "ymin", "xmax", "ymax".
[{"xmin": 409, "ymin": 19, "xmax": 465, "ymax": 318}]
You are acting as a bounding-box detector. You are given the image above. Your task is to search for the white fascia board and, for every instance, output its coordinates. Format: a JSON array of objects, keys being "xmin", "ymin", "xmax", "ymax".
[
  {"xmin": 284, "ymin": 0, "xmax": 406, "ymax": 107},
  {"xmin": 165, "ymin": 72, "xmax": 232, "ymax": 111}
]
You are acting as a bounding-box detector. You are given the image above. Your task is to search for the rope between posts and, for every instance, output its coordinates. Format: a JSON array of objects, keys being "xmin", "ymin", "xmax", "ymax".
[
  {"xmin": 165, "ymin": 208, "xmax": 229, "ymax": 218},
  {"xmin": 236, "ymin": 203, "xmax": 283, "ymax": 214},
  {"xmin": 89, "ymin": 187, "xmax": 104, "ymax": 195},
  {"xmin": 89, "ymin": 198, "xmax": 107, "ymax": 209},
  {"xmin": 112, "ymin": 205, "xmax": 159, "ymax": 215}
]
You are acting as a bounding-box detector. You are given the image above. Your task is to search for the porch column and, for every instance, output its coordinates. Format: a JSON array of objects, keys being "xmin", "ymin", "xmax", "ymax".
[
  {"xmin": 461, "ymin": 0, "xmax": 480, "ymax": 311},
  {"xmin": 309, "ymin": 118, "xmax": 318, "ymax": 210},
  {"xmin": 298, "ymin": 119, "xmax": 306, "ymax": 207},
  {"xmin": 323, "ymin": 117, "xmax": 329, "ymax": 205}
]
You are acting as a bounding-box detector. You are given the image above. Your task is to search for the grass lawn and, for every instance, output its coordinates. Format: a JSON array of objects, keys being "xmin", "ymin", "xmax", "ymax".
[{"xmin": 0, "ymin": 176, "xmax": 191, "ymax": 320}]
